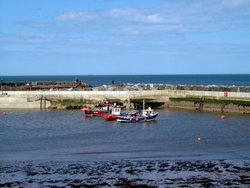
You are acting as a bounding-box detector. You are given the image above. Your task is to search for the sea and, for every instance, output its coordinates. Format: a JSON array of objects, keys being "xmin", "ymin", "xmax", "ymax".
[
  {"xmin": 0, "ymin": 109, "xmax": 250, "ymax": 162},
  {"xmin": 1, "ymin": 74, "xmax": 250, "ymax": 86},
  {"xmin": 0, "ymin": 74, "xmax": 250, "ymax": 162}
]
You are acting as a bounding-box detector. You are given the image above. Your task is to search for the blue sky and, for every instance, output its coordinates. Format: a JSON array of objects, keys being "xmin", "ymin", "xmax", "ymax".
[{"xmin": 0, "ymin": 0, "xmax": 250, "ymax": 75}]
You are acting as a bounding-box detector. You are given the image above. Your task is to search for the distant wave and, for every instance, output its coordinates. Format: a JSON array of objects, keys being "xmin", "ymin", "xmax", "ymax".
[{"xmin": 1, "ymin": 74, "xmax": 250, "ymax": 86}]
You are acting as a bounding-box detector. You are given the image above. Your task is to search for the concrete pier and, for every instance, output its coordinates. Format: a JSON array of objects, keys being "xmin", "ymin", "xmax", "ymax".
[{"xmin": 1, "ymin": 89, "xmax": 250, "ymax": 113}]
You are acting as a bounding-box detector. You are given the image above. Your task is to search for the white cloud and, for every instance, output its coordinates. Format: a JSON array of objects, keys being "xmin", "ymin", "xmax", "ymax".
[
  {"xmin": 57, "ymin": 11, "xmax": 96, "ymax": 21},
  {"xmin": 7, "ymin": 0, "xmax": 250, "ymax": 39},
  {"xmin": 57, "ymin": 8, "xmax": 166, "ymax": 24},
  {"xmin": 107, "ymin": 8, "xmax": 165, "ymax": 23},
  {"xmin": 108, "ymin": 8, "xmax": 137, "ymax": 17},
  {"xmin": 145, "ymin": 14, "xmax": 164, "ymax": 23}
]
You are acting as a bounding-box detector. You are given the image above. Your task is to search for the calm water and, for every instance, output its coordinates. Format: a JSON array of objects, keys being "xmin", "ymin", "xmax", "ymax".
[
  {"xmin": 0, "ymin": 109, "xmax": 250, "ymax": 161},
  {"xmin": 1, "ymin": 74, "xmax": 250, "ymax": 86}
]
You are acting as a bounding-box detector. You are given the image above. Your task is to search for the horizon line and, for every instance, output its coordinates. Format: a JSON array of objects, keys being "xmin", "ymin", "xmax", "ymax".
[{"xmin": 1, "ymin": 73, "xmax": 250, "ymax": 77}]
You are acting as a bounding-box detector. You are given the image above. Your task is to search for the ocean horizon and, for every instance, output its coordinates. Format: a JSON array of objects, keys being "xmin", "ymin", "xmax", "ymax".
[{"xmin": 1, "ymin": 74, "xmax": 250, "ymax": 86}]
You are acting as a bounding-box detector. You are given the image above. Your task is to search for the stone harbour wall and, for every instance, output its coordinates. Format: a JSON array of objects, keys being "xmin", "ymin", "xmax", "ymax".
[{"xmin": 0, "ymin": 89, "xmax": 250, "ymax": 113}]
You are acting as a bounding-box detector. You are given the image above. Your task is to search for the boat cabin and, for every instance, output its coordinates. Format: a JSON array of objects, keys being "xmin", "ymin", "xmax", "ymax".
[
  {"xmin": 142, "ymin": 107, "xmax": 154, "ymax": 117},
  {"xmin": 111, "ymin": 106, "xmax": 121, "ymax": 115}
]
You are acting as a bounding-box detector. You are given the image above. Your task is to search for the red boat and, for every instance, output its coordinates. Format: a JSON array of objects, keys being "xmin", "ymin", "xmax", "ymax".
[
  {"xmin": 103, "ymin": 106, "xmax": 121, "ymax": 120},
  {"xmin": 81, "ymin": 102, "xmax": 112, "ymax": 117},
  {"xmin": 81, "ymin": 107, "xmax": 106, "ymax": 117}
]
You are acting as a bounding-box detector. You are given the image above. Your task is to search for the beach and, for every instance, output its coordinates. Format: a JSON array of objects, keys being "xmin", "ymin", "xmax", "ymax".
[{"xmin": 1, "ymin": 160, "xmax": 250, "ymax": 187}]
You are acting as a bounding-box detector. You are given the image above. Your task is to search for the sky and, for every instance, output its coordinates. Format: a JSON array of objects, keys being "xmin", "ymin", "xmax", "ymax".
[{"xmin": 0, "ymin": 0, "xmax": 250, "ymax": 75}]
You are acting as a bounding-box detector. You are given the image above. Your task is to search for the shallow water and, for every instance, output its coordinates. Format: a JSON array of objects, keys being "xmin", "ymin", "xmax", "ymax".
[{"xmin": 0, "ymin": 109, "xmax": 250, "ymax": 161}]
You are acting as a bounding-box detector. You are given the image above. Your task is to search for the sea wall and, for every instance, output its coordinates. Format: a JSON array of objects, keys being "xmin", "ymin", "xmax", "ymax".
[{"xmin": 1, "ymin": 89, "xmax": 250, "ymax": 113}]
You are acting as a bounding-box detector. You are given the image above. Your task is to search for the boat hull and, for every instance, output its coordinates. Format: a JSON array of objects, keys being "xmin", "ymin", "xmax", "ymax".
[
  {"xmin": 81, "ymin": 108, "xmax": 105, "ymax": 117},
  {"xmin": 103, "ymin": 114, "xmax": 118, "ymax": 120},
  {"xmin": 117, "ymin": 112, "xmax": 158, "ymax": 123}
]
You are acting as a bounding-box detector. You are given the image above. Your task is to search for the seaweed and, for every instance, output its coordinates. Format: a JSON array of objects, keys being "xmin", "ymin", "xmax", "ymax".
[{"xmin": 170, "ymin": 97, "xmax": 250, "ymax": 107}]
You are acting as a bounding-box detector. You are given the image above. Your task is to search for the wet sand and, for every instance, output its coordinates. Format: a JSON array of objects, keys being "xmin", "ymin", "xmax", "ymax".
[{"xmin": 1, "ymin": 159, "xmax": 249, "ymax": 187}]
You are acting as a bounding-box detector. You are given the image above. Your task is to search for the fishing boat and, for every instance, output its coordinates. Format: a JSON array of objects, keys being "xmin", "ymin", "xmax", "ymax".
[
  {"xmin": 103, "ymin": 106, "xmax": 122, "ymax": 120},
  {"xmin": 103, "ymin": 107, "xmax": 140, "ymax": 121},
  {"xmin": 81, "ymin": 103, "xmax": 112, "ymax": 117},
  {"xmin": 81, "ymin": 107, "xmax": 106, "ymax": 117},
  {"xmin": 117, "ymin": 107, "xmax": 158, "ymax": 123}
]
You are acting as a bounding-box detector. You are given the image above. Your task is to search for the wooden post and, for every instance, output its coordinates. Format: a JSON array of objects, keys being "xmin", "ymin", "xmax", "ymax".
[
  {"xmin": 127, "ymin": 97, "xmax": 131, "ymax": 109},
  {"xmin": 43, "ymin": 97, "xmax": 46, "ymax": 109},
  {"xmin": 40, "ymin": 96, "xmax": 43, "ymax": 110}
]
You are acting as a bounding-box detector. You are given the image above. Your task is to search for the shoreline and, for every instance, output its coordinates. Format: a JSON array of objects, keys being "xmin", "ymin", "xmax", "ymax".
[{"xmin": 1, "ymin": 159, "xmax": 249, "ymax": 187}]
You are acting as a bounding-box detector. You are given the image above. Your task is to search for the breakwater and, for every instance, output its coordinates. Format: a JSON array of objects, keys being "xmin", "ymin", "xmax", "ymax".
[{"xmin": 1, "ymin": 85, "xmax": 250, "ymax": 114}]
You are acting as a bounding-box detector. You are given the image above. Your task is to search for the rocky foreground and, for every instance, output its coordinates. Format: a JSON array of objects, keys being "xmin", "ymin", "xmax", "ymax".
[{"xmin": 1, "ymin": 160, "xmax": 250, "ymax": 187}]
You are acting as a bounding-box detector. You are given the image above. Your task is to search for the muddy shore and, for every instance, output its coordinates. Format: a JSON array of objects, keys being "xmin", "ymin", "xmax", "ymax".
[{"xmin": 1, "ymin": 160, "xmax": 250, "ymax": 187}]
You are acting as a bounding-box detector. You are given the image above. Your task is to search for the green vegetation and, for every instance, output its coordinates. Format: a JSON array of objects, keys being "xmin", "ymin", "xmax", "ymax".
[
  {"xmin": 170, "ymin": 97, "xmax": 250, "ymax": 107},
  {"xmin": 58, "ymin": 99, "xmax": 96, "ymax": 105},
  {"xmin": 170, "ymin": 97, "xmax": 200, "ymax": 103}
]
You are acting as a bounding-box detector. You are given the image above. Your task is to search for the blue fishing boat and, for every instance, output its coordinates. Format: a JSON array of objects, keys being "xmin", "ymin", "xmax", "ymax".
[{"xmin": 117, "ymin": 107, "xmax": 158, "ymax": 123}]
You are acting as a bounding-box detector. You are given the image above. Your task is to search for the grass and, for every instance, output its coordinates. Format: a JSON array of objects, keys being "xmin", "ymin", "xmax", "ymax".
[{"xmin": 170, "ymin": 97, "xmax": 250, "ymax": 107}]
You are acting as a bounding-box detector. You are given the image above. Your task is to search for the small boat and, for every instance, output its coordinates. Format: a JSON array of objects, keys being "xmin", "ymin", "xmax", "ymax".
[
  {"xmin": 117, "ymin": 107, "xmax": 158, "ymax": 123},
  {"xmin": 81, "ymin": 107, "xmax": 106, "ymax": 117},
  {"xmin": 81, "ymin": 103, "xmax": 112, "ymax": 117},
  {"xmin": 103, "ymin": 107, "xmax": 140, "ymax": 121},
  {"xmin": 103, "ymin": 106, "xmax": 122, "ymax": 120}
]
